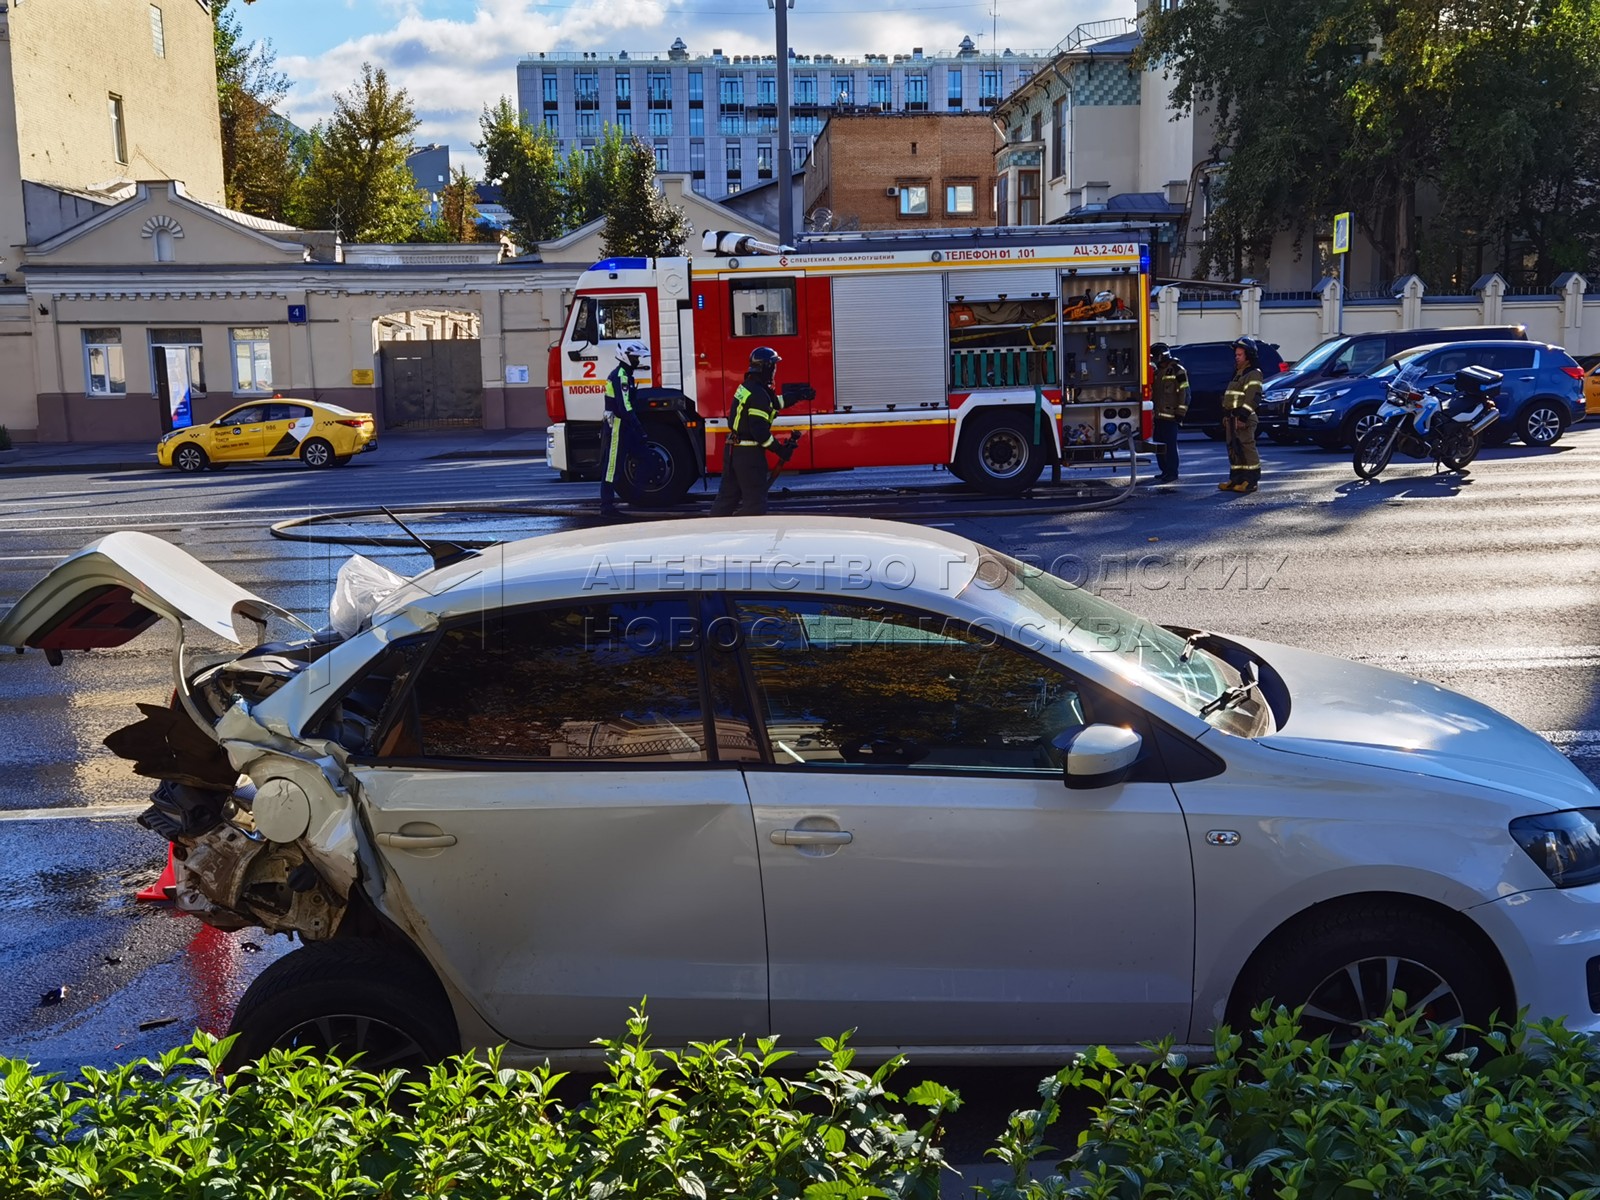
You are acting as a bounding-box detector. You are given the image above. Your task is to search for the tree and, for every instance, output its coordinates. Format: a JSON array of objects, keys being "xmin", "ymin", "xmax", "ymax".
[
  {"xmin": 477, "ymin": 97, "xmax": 564, "ymax": 246},
  {"xmin": 213, "ymin": 0, "xmax": 301, "ymax": 220},
  {"xmin": 601, "ymin": 139, "xmax": 691, "ymax": 258},
  {"xmin": 561, "ymin": 125, "xmax": 630, "ymax": 231},
  {"xmin": 292, "ymin": 64, "xmax": 423, "ymax": 242}
]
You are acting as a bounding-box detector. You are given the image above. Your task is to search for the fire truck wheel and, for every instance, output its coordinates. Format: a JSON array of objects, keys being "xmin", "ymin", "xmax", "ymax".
[
  {"xmin": 956, "ymin": 412, "xmax": 1048, "ymax": 496},
  {"xmin": 617, "ymin": 425, "xmax": 696, "ymax": 507}
]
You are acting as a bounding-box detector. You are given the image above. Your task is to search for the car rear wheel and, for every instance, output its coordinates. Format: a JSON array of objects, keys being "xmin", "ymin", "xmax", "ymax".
[
  {"xmin": 223, "ymin": 938, "xmax": 459, "ymax": 1074},
  {"xmin": 333, "ymin": 455, "xmax": 353, "ymax": 467},
  {"xmin": 1519, "ymin": 401, "xmax": 1568, "ymax": 447},
  {"xmin": 955, "ymin": 411, "xmax": 1048, "ymax": 495},
  {"xmin": 1233, "ymin": 901, "xmax": 1504, "ymax": 1046},
  {"xmin": 173, "ymin": 444, "xmax": 209, "ymax": 473},
  {"xmin": 300, "ymin": 437, "xmax": 336, "ymax": 469}
]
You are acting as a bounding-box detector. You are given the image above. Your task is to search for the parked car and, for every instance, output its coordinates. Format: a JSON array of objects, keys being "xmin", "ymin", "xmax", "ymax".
[
  {"xmin": 4, "ymin": 519, "xmax": 1600, "ymax": 1069},
  {"xmin": 1260, "ymin": 326, "xmax": 1529, "ymax": 442},
  {"xmin": 1289, "ymin": 340, "xmax": 1584, "ymax": 449},
  {"xmin": 157, "ymin": 399, "xmax": 378, "ymax": 472},
  {"xmin": 1578, "ymin": 355, "xmax": 1600, "ymax": 417},
  {"xmin": 1168, "ymin": 340, "xmax": 1289, "ymax": 439}
]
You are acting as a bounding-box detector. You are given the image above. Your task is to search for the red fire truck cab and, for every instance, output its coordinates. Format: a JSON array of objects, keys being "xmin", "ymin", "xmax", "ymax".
[{"xmin": 546, "ymin": 226, "xmax": 1154, "ymax": 505}]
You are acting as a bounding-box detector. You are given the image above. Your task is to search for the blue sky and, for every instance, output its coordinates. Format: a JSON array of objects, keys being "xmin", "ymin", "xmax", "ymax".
[{"xmin": 236, "ymin": 0, "xmax": 1132, "ymax": 175}]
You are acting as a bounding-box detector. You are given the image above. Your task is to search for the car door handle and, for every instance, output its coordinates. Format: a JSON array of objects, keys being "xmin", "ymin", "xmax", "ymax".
[
  {"xmin": 376, "ymin": 831, "xmax": 457, "ymax": 850},
  {"xmin": 770, "ymin": 829, "xmax": 853, "ymax": 846}
]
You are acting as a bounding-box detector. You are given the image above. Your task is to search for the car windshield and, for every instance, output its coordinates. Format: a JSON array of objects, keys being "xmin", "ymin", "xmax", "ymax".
[
  {"xmin": 969, "ymin": 552, "xmax": 1276, "ymax": 737},
  {"xmin": 1369, "ymin": 347, "xmax": 1433, "ymax": 380},
  {"xmin": 1290, "ymin": 336, "xmax": 1351, "ymax": 374}
]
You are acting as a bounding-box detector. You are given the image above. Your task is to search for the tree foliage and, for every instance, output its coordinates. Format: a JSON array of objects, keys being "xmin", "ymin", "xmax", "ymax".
[
  {"xmin": 477, "ymin": 97, "xmax": 565, "ymax": 246},
  {"xmin": 601, "ymin": 139, "xmax": 693, "ymax": 258},
  {"xmin": 1138, "ymin": 0, "xmax": 1600, "ymax": 286},
  {"xmin": 213, "ymin": 0, "xmax": 302, "ymax": 221},
  {"xmin": 292, "ymin": 64, "xmax": 424, "ymax": 243}
]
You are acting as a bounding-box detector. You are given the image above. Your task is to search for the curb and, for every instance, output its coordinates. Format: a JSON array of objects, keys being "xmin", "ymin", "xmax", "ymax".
[
  {"xmin": 425, "ymin": 448, "xmax": 548, "ymax": 462},
  {"xmin": 0, "ymin": 460, "xmax": 157, "ymax": 475}
]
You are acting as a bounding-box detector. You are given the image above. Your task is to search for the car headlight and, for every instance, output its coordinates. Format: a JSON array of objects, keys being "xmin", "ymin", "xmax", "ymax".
[
  {"xmin": 1304, "ymin": 392, "xmax": 1340, "ymax": 409},
  {"xmin": 1510, "ymin": 810, "xmax": 1600, "ymax": 888}
]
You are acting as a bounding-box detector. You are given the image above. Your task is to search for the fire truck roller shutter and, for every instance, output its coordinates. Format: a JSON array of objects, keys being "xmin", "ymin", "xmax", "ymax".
[
  {"xmin": 942, "ymin": 267, "xmax": 1058, "ymax": 303},
  {"xmin": 831, "ymin": 274, "xmax": 948, "ymax": 414}
]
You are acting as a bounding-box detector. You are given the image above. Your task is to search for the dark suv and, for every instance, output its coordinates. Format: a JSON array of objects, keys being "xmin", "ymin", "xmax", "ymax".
[
  {"xmin": 1168, "ymin": 340, "xmax": 1288, "ymax": 438},
  {"xmin": 1259, "ymin": 325, "xmax": 1528, "ymax": 441},
  {"xmin": 1288, "ymin": 340, "xmax": 1585, "ymax": 448}
]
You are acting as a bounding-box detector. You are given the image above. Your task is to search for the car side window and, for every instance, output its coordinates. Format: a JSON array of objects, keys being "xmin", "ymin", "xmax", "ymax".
[
  {"xmin": 732, "ymin": 596, "xmax": 1088, "ymax": 772},
  {"xmin": 1488, "ymin": 347, "xmax": 1535, "ymax": 370},
  {"xmin": 404, "ymin": 598, "xmax": 712, "ymax": 763},
  {"xmin": 1347, "ymin": 340, "xmax": 1387, "ymax": 374},
  {"xmin": 225, "ymin": 405, "xmax": 264, "ymax": 425}
]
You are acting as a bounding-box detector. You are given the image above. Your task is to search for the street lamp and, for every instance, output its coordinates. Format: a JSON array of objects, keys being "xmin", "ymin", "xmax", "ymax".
[{"xmin": 768, "ymin": 0, "xmax": 795, "ymax": 246}]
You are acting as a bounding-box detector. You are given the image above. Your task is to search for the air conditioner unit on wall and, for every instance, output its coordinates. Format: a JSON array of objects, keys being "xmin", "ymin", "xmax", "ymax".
[{"xmin": 885, "ymin": 186, "xmax": 899, "ymax": 197}]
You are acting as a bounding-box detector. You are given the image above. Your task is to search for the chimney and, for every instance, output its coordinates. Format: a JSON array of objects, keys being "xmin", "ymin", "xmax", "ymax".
[
  {"xmin": 1164, "ymin": 179, "xmax": 1188, "ymax": 207},
  {"xmin": 1083, "ymin": 180, "xmax": 1110, "ymax": 206}
]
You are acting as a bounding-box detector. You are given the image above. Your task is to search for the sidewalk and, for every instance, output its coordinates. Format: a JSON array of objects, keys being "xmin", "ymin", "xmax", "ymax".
[{"xmin": 0, "ymin": 428, "xmax": 549, "ymax": 475}]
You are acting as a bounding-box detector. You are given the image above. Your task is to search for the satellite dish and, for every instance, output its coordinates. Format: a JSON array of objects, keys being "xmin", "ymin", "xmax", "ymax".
[{"xmin": 809, "ymin": 206, "xmax": 834, "ymax": 232}]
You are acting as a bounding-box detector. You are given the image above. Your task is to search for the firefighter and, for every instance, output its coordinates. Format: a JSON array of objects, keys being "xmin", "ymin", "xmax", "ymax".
[
  {"xmin": 1219, "ymin": 337, "xmax": 1264, "ymax": 493},
  {"xmin": 1149, "ymin": 342, "xmax": 1189, "ymax": 483},
  {"xmin": 599, "ymin": 339, "xmax": 651, "ymax": 517},
  {"xmin": 709, "ymin": 346, "xmax": 794, "ymax": 517}
]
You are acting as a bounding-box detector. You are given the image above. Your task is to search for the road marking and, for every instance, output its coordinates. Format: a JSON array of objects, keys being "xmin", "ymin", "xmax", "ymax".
[
  {"xmin": 1354, "ymin": 646, "xmax": 1600, "ymax": 672},
  {"xmin": 0, "ymin": 802, "xmax": 149, "ymax": 822},
  {"xmin": 1542, "ymin": 730, "xmax": 1600, "ymax": 750}
]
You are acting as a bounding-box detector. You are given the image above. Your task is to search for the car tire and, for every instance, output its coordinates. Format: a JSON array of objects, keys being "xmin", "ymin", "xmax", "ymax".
[
  {"xmin": 332, "ymin": 455, "xmax": 353, "ymax": 467},
  {"xmin": 173, "ymin": 444, "xmax": 210, "ymax": 473},
  {"xmin": 616, "ymin": 423, "xmax": 698, "ymax": 507},
  {"xmin": 207, "ymin": 462, "xmax": 230, "ymax": 472},
  {"xmin": 300, "ymin": 438, "xmax": 336, "ymax": 469},
  {"xmin": 1312, "ymin": 432, "xmax": 1343, "ymax": 451},
  {"xmin": 955, "ymin": 411, "xmax": 1048, "ymax": 495},
  {"xmin": 1232, "ymin": 900, "xmax": 1505, "ymax": 1046},
  {"xmin": 1339, "ymin": 404, "xmax": 1384, "ymax": 451},
  {"xmin": 1518, "ymin": 400, "xmax": 1568, "ymax": 447},
  {"xmin": 223, "ymin": 938, "xmax": 459, "ymax": 1075},
  {"xmin": 1266, "ymin": 427, "xmax": 1303, "ymax": 446}
]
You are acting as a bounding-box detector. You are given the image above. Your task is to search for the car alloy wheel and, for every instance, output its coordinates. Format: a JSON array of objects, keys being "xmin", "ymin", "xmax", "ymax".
[
  {"xmin": 300, "ymin": 438, "xmax": 335, "ymax": 469},
  {"xmin": 1521, "ymin": 403, "xmax": 1565, "ymax": 446},
  {"xmin": 173, "ymin": 445, "xmax": 208, "ymax": 473},
  {"xmin": 1298, "ymin": 954, "xmax": 1464, "ymax": 1043},
  {"xmin": 1351, "ymin": 409, "xmax": 1386, "ymax": 443}
]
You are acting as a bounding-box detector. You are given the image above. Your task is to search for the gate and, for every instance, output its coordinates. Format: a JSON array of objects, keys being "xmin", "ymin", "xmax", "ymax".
[{"xmin": 379, "ymin": 339, "xmax": 484, "ymax": 429}]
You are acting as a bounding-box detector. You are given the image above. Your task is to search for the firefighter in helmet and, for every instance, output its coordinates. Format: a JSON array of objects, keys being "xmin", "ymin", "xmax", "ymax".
[
  {"xmin": 709, "ymin": 346, "xmax": 794, "ymax": 517},
  {"xmin": 1219, "ymin": 337, "xmax": 1264, "ymax": 493},
  {"xmin": 1149, "ymin": 342, "xmax": 1189, "ymax": 484},
  {"xmin": 599, "ymin": 339, "xmax": 650, "ymax": 517}
]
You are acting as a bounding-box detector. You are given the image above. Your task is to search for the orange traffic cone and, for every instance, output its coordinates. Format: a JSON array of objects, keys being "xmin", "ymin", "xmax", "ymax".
[{"xmin": 135, "ymin": 845, "xmax": 178, "ymax": 903}]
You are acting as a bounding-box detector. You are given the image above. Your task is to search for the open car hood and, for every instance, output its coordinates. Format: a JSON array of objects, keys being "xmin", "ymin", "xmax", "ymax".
[{"xmin": 0, "ymin": 531, "xmax": 296, "ymax": 655}]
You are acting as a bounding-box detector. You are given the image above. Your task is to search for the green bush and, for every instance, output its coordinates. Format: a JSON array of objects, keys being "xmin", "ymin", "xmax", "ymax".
[
  {"xmin": 0, "ymin": 1009, "xmax": 960, "ymax": 1199},
  {"xmin": 980, "ymin": 1004, "xmax": 1600, "ymax": 1200}
]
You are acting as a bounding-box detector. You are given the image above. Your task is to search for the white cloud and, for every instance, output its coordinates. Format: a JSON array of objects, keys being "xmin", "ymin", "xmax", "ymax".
[{"xmin": 275, "ymin": 0, "xmax": 1131, "ymax": 177}]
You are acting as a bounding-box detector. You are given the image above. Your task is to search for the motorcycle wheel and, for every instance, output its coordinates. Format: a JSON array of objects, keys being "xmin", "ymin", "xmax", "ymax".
[
  {"xmin": 1439, "ymin": 428, "xmax": 1479, "ymax": 471},
  {"xmin": 1353, "ymin": 428, "xmax": 1395, "ymax": 480}
]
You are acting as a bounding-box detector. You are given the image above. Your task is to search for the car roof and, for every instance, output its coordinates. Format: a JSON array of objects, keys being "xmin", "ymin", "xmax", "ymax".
[{"xmin": 376, "ymin": 517, "xmax": 990, "ymax": 624}]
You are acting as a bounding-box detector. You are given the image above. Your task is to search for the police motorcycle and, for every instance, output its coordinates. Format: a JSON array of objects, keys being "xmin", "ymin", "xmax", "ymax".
[{"xmin": 1352, "ymin": 363, "xmax": 1503, "ymax": 480}]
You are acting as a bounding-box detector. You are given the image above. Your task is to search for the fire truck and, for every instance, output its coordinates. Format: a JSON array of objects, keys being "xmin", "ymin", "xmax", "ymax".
[{"xmin": 545, "ymin": 225, "xmax": 1155, "ymax": 505}]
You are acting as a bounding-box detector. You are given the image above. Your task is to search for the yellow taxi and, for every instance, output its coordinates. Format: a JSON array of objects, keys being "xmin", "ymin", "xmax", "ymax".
[
  {"xmin": 1583, "ymin": 358, "xmax": 1600, "ymax": 418},
  {"xmin": 158, "ymin": 399, "xmax": 378, "ymax": 472}
]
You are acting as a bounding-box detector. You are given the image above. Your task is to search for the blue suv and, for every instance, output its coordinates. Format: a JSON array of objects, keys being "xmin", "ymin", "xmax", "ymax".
[{"xmin": 1287, "ymin": 341, "xmax": 1586, "ymax": 449}]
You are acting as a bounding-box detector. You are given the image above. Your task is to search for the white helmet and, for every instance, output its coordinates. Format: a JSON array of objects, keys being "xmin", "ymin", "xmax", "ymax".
[{"xmin": 616, "ymin": 340, "xmax": 651, "ymax": 367}]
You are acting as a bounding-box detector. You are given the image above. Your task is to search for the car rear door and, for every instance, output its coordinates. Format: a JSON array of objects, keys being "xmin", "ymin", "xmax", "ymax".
[
  {"xmin": 259, "ymin": 402, "xmax": 316, "ymax": 459},
  {"xmin": 728, "ymin": 594, "xmax": 1195, "ymax": 1049},
  {"xmin": 346, "ymin": 595, "xmax": 769, "ymax": 1050}
]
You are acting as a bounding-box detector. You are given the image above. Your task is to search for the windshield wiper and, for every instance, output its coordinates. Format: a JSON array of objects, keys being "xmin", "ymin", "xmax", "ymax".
[
  {"xmin": 1200, "ymin": 661, "xmax": 1260, "ymax": 718},
  {"xmin": 1179, "ymin": 630, "xmax": 1217, "ymax": 663}
]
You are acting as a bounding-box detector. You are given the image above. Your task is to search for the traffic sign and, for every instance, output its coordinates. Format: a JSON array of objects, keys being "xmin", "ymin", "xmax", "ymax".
[{"xmin": 1332, "ymin": 212, "xmax": 1351, "ymax": 255}]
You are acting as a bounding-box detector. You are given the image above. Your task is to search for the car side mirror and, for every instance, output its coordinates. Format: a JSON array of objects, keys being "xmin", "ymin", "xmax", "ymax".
[
  {"xmin": 567, "ymin": 344, "xmax": 598, "ymax": 363},
  {"xmin": 1052, "ymin": 724, "xmax": 1142, "ymax": 790},
  {"xmin": 1327, "ymin": 362, "xmax": 1349, "ymax": 378}
]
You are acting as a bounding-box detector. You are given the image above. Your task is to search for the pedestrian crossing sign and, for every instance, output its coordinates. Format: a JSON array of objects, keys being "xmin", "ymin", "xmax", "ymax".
[{"xmin": 1332, "ymin": 212, "xmax": 1352, "ymax": 255}]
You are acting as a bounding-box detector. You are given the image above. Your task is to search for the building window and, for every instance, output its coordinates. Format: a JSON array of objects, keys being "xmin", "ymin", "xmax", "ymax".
[
  {"xmin": 719, "ymin": 112, "xmax": 744, "ymax": 136},
  {"xmin": 946, "ymin": 70, "xmax": 963, "ymax": 109},
  {"xmin": 689, "ymin": 107, "xmax": 704, "ymax": 135},
  {"xmin": 109, "ymin": 95, "xmax": 127, "ymax": 164},
  {"xmin": 905, "ymin": 73, "xmax": 927, "ymax": 110},
  {"xmin": 835, "ymin": 80, "xmax": 852, "ymax": 105},
  {"xmin": 980, "ymin": 69, "xmax": 1002, "ymax": 107},
  {"xmin": 577, "ymin": 111, "xmax": 600, "ymax": 137},
  {"xmin": 730, "ymin": 278, "xmax": 798, "ymax": 337},
  {"xmin": 230, "ymin": 327, "xmax": 273, "ymax": 394},
  {"xmin": 946, "ymin": 183, "xmax": 976, "ymax": 215},
  {"xmin": 649, "ymin": 71, "xmax": 672, "ymax": 107},
  {"xmin": 794, "ymin": 114, "xmax": 822, "ymax": 135},
  {"xmin": 153, "ymin": 229, "xmax": 176, "ymax": 261},
  {"xmin": 726, "ymin": 142, "xmax": 742, "ymax": 179},
  {"xmin": 543, "ymin": 75, "xmax": 559, "ymax": 105},
  {"xmin": 997, "ymin": 174, "xmax": 1009, "ymax": 224},
  {"xmin": 543, "ymin": 113, "xmax": 559, "ymax": 134},
  {"xmin": 1018, "ymin": 170, "xmax": 1040, "ymax": 224},
  {"xmin": 575, "ymin": 72, "xmax": 599, "ymax": 107},
  {"xmin": 616, "ymin": 71, "xmax": 632, "ymax": 105},
  {"xmin": 1031, "ymin": 112, "xmax": 1043, "ymax": 142},
  {"xmin": 756, "ymin": 140, "xmax": 772, "ymax": 178},
  {"xmin": 793, "ymin": 75, "xmax": 817, "ymax": 105},
  {"xmin": 616, "ymin": 110, "xmax": 632, "ymax": 136},
  {"xmin": 649, "ymin": 110, "xmax": 672, "ymax": 137},
  {"xmin": 149, "ymin": 328, "xmax": 206, "ymax": 398},
  {"xmin": 719, "ymin": 74, "xmax": 744, "ymax": 107},
  {"xmin": 794, "ymin": 142, "xmax": 809, "ymax": 171},
  {"xmin": 727, "ymin": 180, "xmax": 742, "ymax": 194},
  {"xmin": 757, "ymin": 75, "xmax": 777, "ymax": 106},
  {"xmin": 83, "ymin": 329, "xmax": 126, "ymax": 396},
  {"xmin": 869, "ymin": 74, "xmax": 891, "ymax": 107},
  {"xmin": 654, "ymin": 142, "xmax": 670, "ymax": 172},
  {"xmin": 149, "ymin": 5, "xmax": 165, "ymax": 57},
  {"xmin": 690, "ymin": 139, "xmax": 706, "ymax": 179},
  {"xmin": 688, "ymin": 71, "xmax": 704, "ymax": 103},
  {"xmin": 1052, "ymin": 96, "xmax": 1068, "ymax": 177},
  {"xmin": 898, "ymin": 183, "xmax": 930, "ymax": 217}
]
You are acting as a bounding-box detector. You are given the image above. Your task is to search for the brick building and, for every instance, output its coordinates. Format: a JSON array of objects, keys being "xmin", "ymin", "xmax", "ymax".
[{"xmin": 802, "ymin": 112, "xmax": 998, "ymax": 231}]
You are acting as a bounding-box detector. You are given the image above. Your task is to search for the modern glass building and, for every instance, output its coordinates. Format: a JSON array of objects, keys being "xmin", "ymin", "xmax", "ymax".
[{"xmin": 516, "ymin": 36, "xmax": 1050, "ymax": 200}]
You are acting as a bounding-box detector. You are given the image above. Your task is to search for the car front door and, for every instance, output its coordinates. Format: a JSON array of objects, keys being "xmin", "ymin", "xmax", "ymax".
[
  {"xmin": 212, "ymin": 404, "xmax": 265, "ymax": 460},
  {"xmin": 346, "ymin": 596, "xmax": 769, "ymax": 1049},
  {"xmin": 728, "ymin": 595, "xmax": 1195, "ymax": 1049}
]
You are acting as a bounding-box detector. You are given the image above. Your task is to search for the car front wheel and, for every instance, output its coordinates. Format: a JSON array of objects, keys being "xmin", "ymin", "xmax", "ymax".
[
  {"xmin": 223, "ymin": 938, "xmax": 459, "ymax": 1074},
  {"xmin": 1519, "ymin": 401, "xmax": 1568, "ymax": 447},
  {"xmin": 300, "ymin": 437, "xmax": 336, "ymax": 469},
  {"xmin": 1233, "ymin": 901, "xmax": 1505, "ymax": 1046},
  {"xmin": 173, "ymin": 444, "xmax": 209, "ymax": 473}
]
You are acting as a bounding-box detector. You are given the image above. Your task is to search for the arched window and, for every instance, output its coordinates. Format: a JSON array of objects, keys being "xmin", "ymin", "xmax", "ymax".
[{"xmin": 154, "ymin": 229, "xmax": 175, "ymax": 262}]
